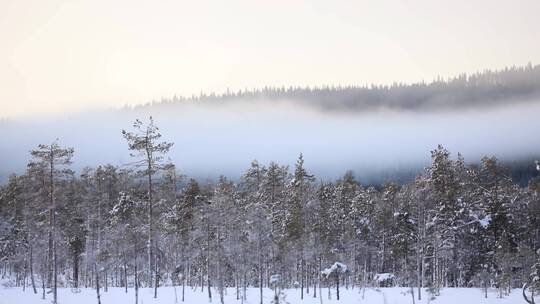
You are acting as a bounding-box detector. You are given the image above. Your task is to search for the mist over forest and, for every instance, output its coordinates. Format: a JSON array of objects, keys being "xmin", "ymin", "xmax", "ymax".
[
  {"xmin": 1, "ymin": 64, "xmax": 540, "ymax": 184},
  {"xmin": 4, "ymin": 0, "xmax": 540, "ymax": 302}
]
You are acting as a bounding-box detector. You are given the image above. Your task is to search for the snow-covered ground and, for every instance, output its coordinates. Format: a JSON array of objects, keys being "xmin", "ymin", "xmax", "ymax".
[{"xmin": 0, "ymin": 286, "xmax": 528, "ymax": 304}]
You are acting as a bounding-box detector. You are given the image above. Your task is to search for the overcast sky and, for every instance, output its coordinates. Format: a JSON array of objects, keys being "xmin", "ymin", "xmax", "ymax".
[{"xmin": 1, "ymin": 0, "xmax": 540, "ymax": 118}]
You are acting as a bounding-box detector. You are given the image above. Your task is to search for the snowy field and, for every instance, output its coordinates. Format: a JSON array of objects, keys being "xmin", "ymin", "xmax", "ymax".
[{"xmin": 0, "ymin": 286, "xmax": 528, "ymax": 304}]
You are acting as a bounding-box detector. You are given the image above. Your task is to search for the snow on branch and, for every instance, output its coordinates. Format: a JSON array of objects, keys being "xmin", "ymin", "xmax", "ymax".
[{"xmin": 322, "ymin": 262, "xmax": 348, "ymax": 277}]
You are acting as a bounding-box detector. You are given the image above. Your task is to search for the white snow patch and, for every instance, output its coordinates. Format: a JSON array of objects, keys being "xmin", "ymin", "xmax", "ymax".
[
  {"xmin": 322, "ymin": 262, "xmax": 347, "ymax": 277},
  {"xmin": 0, "ymin": 286, "xmax": 530, "ymax": 304},
  {"xmin": 374, "ymin": 272, "xmax": 396, "ymax": 282},
  {"xmin": 479, "ymin": 215, "xmax": 491, "ymax": 228}
]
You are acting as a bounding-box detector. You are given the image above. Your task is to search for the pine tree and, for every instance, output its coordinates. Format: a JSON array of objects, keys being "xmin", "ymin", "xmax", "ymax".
[
  {"xmin": 242, "ymin": 160, "xmax": 269, "ymax": 304},
  {"xmin": 479, "ymin": 156, "xmax": 518, "ymax": 296},
  {"xmin": 284, "ymin": 154, "xmax": 314, "ymax": 299},
  {"xmin": 59, "ymin": 175, "xmax": 86, "ymax": 289},
  {"xmin": 109, "ymin": 191, "xmax": 146, "ymax": 302},
  {"xmin": 0, "ymin": 175, "xmax": 28, "ymax": 287},
  {"xmin": 28, "ymin": 141, "xmax": 73, "ymax": 304},
  {"xmin": 428, "ymin": 145, "xmax": 461, "ymax": 287},
  {"xmin": 260, "ymin": 161, "xmax": 288, "ymax": 276},
  {"xmin": 122, "ymin": 116, "xmax": 173, "ymax": 297}
]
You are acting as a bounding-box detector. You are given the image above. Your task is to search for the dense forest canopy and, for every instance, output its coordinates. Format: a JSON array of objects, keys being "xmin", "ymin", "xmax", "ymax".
[
  {"xmin": 1, "ymin": 117, "xmax": 539, "ymax": 304},
  {"xmin": 130, "ymin": 63, "xmax": 540, "ymax": 112}
]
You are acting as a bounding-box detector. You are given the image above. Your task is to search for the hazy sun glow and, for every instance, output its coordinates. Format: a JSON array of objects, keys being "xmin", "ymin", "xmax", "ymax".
[{"xmin": 1, "ymin": 0, "xmax": 540, "ymax": 118}]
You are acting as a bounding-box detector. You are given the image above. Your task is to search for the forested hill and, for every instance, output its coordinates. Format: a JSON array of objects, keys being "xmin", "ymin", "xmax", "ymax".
[
  {"xmin": 128, "ymin": 64, "xmax": 540, "ymax": 112},
  {"xmin": 1, "ymin": 64, "xmax": 540, "ymax": 186}
]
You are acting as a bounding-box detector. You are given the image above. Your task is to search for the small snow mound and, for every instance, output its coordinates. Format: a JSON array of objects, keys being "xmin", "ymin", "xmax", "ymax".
[
  {"xmin": 322, "ymin": 262, "xmax": 348, "ymax": 277},
  {"xmin": 374, "ymin": 273, "xmax": 395, "ymax": 283},
  {"xmin": 270, "ymin": 274, "xmax": 281, "ymax": 284},
  {"xmin": 478, "ymin": 215, "xmax": 491, "ymax": 228}
]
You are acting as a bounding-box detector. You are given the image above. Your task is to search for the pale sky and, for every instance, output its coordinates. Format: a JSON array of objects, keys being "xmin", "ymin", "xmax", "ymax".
[{"xmin": 1, "ymin": 0, "xmax": 539, "ymax": 118}]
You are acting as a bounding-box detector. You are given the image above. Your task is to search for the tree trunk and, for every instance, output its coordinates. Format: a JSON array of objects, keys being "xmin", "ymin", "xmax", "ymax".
[
  {"xmin": 207, "ymin": 273, "xmax": 212, "ymax": 303},
  {"xmin": 522, "ymin": 282, "xmax": 535, "ymax": 304},
  {"xmin": 85, "ymin": 212, "xmax": 91, "ymax": 289},
  {"xmin": 47, "ymin": 159, "xmax": 54, "ymax": 289},
  {"xmin": 53, "ymin": 236, "xmax": 57, "ymax": 304},
  {"xmin": 259, "ymin": 243, "xmax": 263, "ymax": 304},
  {"xmin": 73, "ymin": 253, "xmax": 79, "ymax": 288},
  {"xmin": 484, "ymin": 276, "xmax": 488, "ymax": 299},
  {"xmin": 96, "ymin": 264, "xmax": 102, "ymax": 304},
  {"xmin": 182, "ymin": 266, "xmax": 186, "ymax": 302},
  {"xmin": 243, "ymin": 270, "xmax": 247, "ymax": 301},
  {"xmin": 336, "ymin": 273, "xmax": 340, "ymax": 301},
  {"xmin": 319, "ymin": 270, "xmax": 323, "ymax": 304},
  {"xmin": 301, "ymin": 257, "xmax": 304, "ymax": 300},
  {"xmin": 217, "ymin": 232, "xmax": 224, "ymax": 304},
  {"xmin": 236, "ymin": 273, "xmax": 240, "ymax": 300},
  {"xmin": 307, "ymin": 262, "xmax": 311, "ymax": 295},
  {"xmin": 416, "ymin": 237, "xmax": 422, "ymax": 301},
  {"xmin": 114, "ymin": 248, "xmax": 118, "ymax": 288},
  {"xmin": 135, "ymin": 249, "xmax": 139, "ymax": 304},
  {"xmin": 313, "ymin": 260, "xmax": 317, "ymax": 298},
  {"xmin": 30, "ymin": 246, "xmax": 37, "ymax": 294},
  {"xmin": 148, "ymin": 166, "xmax": 154, "ymax": 288},
  {"xmin": 22, "ymin": 256, "xmax": 27, "ymax": 291},
  {"xmin": 41, "ymin": 274, "xmax": 46, "ymax": 300},
  {"xmin": 154, "ymin": 250, "xmax": 158, "ymax": 298},
  {"xmin": 207, "ymin": 226, "xmax": 212, "ymax": 303},
  {"xmin": 174, "ymin": 282, "xmax": 178, "ymax": 304},
  {"xmin": 47, "ymin": 209, "xmax": 53, "ymax": 288},
  {"xmin": 123, "ymin": 249, "xmax": 128, "ymax": 293}
]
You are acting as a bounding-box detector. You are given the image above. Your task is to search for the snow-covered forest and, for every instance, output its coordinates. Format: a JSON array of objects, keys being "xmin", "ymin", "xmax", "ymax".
[
  {"xmin": 3, "ymin": 0, "xmax": 540, "ymax": 302},
  {"xmin": 1, "ymin": 117, "xmax": 539, "ymax": 304}
]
